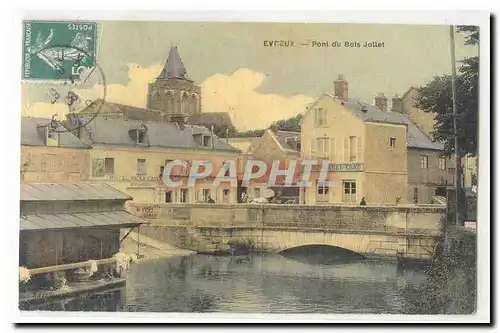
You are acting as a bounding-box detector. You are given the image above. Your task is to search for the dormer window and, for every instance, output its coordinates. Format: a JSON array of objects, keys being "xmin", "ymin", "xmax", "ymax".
[
  {"xmin": 203, "ymin": 135, "xmax": 212, "ymax": 147},
  {"xmin": 129, "ymin": 123, "xmax": 148, "ymax": 145},
  {"xmin": 193, "ymin": 132, "xmax": 213, "ymax": 148},
  {"xmin": 137, "ymin": 130, "xmax": 146, "ymax": 144},
  {"xmin": 46, "ymin": 126, "xmax": 58, "ymax": 147}
]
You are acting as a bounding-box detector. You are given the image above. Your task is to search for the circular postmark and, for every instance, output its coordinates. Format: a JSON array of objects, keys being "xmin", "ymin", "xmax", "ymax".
[{"xmin": 24, "ymin": 43, "xmax": 107, "ymax": 134}]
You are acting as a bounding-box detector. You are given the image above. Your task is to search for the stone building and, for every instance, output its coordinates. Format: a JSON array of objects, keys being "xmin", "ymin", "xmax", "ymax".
[
  {"xmin": 21, "ymin": 117, "xmax": 91, "ymax": 182},
  {"xmin": 240, "ymin": 126, "xmax": 301, "ymax": 201},
  {"xmin": 397, "ymin": 87, "xmax": 477, "ymax": 191},
  {"xmin": 77, "ymin": 100, "xmax": 166, "ymax": 123},
  {"xmin": 19, "ymin": 181, "xmax": 143, "ymax": 269},
  {"xmin": 63, "ymin": 114, "xmax": 241, "ymax": 204},
  {"xmin": 300, "ymin": 75, "xmax": 447, "ymax": 205},
  {"xmin": 76, "ymin": 45, "xmax": 235, "ymax": 130},
  {"xmin": 187, "ymin": 112, "xmax": 234, "ymax": 135},
  {"xmin": 227, "ymin": 137, "xmax": 261, "ymax": 155},
  {"xmin": 147, "ymin": 45, "xmax": 201, "ymax": 119}
]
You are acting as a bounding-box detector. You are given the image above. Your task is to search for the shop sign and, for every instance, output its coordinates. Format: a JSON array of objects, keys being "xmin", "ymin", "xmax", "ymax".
[{"xmin": 328, "ymin": 163, "xmax": 364, "ymax": 172}]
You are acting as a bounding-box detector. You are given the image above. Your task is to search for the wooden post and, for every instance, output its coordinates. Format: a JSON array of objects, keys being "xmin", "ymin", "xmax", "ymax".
[
  {"xmin": 449, "ymin": 25, "xmax": 463, "ymax": 228},
  {"xmin": 27, "ymin": 258, "xmax": 116, "ymax": 276},
  {"xmin": 137, "ymin": 225, "xmax": 140, "ymax": 258}
]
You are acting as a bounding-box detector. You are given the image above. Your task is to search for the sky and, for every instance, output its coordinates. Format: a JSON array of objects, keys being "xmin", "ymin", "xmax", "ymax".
[{"xmin": 21, "ymin": 21, "xmax": 479, "ymax": 130}]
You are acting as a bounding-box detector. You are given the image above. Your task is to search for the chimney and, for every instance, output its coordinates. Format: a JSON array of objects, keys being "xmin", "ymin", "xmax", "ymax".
[
  {"xmin": 374, "ymin": 93, "xmax": 388, "ymax": 112},
  {"xmin": 391, "ymin": 94, "xmax": 404, "ymax": 113},
  {"xmin": 170, "ymin": 114, "xmax": 186, "ymax": 130},
  {"xmin": 334, "ymin": 74, "xmax": 348, "ymax": 101},
  {"xmin": 269, "ymin": 123, "xmax": 278, "ymax": 134}
]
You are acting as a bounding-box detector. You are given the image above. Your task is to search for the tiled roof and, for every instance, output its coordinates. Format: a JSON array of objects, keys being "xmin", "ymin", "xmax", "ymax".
[
  {"xmin": 188, "ymin": 112, "xmax": 233, "ymax": 128},
  {"xmin": 20, "ymin": 211, "xmax": 143, "ymax": 230},
  {"xmin": 274, "ymin": 130, "xmax": 301, "ymax": 153},
  {"xmin": 325, "ymin": 94, "xmax": 443, "ymax": 151},
  {"xmin": 21, "ymin": 117, "xmax": 90, "ymax": 149},
  {"xmin": 20, "ymin": 182, "xmax": 132, "ymax": 201},
  {"xmin": 77, "ymin": 100, "xmax": 166, "ymax": 122},
  {"xmin": 227, "ymin": 137, "xmax": 261, "ymax": 153},
  {"xmin": 71, "ymin": 115, "xmax": 240, "ymax": 152},
  {"xmin": 156, "ymin": 45, "xmax": 190, "ymax": 81}
]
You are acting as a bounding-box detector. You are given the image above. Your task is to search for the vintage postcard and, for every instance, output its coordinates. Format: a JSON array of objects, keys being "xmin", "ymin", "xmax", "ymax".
[{"xmin": 16, "ymin": 12, "xmax": 488, "ymax": 323}]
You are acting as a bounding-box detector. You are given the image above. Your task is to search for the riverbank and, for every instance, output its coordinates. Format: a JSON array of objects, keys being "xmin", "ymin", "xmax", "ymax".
[
  {"xmin": 401, "ymin": 228, "xmax": 476, "ymax": 314},
  {"xmin": 120, "ymin": 231, "xmax": 195, "ymax": 263}
]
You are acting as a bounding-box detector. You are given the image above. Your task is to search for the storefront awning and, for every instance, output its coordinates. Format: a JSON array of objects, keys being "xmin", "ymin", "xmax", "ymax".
[{"xmin": 20, "ymin": 211, "xmax": 144, "ymax": 231}]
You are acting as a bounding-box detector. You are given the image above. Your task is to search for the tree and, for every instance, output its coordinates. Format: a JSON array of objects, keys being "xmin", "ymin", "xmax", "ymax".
[
  {"xmin": 275, "ymin": 114, "xmax": 303, "ymax": 132},
  {"xmin": 414, "ymin": 26, "xmax": 479, "ymax": 157},
  {"xmin": 212, "ymin": 123, "xmax": 237, "ymax": 139},
  {"xmin": 232, "ymin": 129, "xmax": 266, "ymax": 138},
  {"xmin": 230, "ymin": 114, "xmax": 303, "ymax": 138}
]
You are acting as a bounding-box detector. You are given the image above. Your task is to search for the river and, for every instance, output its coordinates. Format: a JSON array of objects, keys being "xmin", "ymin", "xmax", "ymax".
[{"xmin": 20, "ymin": 251, "xmax": 431, "ymax": 314}]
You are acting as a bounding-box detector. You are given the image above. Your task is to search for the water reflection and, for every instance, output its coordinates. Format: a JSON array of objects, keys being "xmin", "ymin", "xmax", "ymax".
[
  {"xmin": 21, "ymin": 253, "xmax": 427, "ymax": 313},
  {"xmin": 19, "ymin": 288, "xmax": 125, "ymax": 312},
  {"xmin": 280, "ymin": 245, "xmax": 366, "ymax": 265}
]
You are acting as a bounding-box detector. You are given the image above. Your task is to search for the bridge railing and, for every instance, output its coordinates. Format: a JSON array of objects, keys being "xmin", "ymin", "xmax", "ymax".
[{"xmin": 126, "ymin": 202, "xmax": 445, "ymax": 235}]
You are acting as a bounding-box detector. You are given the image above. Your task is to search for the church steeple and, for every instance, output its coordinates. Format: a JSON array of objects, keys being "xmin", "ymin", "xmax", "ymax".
[
  {"xmin": 148, "ymin": 44, "xmax": 201, "ymax": 117},
  {"xmin": 156, "ymin": 45, "xmax": 190, "ymax": 81}
]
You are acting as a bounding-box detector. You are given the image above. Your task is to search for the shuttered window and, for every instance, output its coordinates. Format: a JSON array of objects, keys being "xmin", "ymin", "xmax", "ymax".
[
  {"xmin": 316, "ymin": 138, "xmax": 329, "ymax": 157},
  {"xmin": 349, "ymin": 136, "xmax": 356, "ymax": 162},
  {"xmin": 137, "ymin": 159, "xmax": 147, "ymax": 175},
  {"xmin": 343, "ymin": 137, "xmax": 349, "ymax": 162},
  {"xmin": 330, "ymin": 138, "xmax": 336, "ymax": 161},
  {"xmin": 104, "ymin": 158, "xmax": 114, "ymax": 175},
  {"xmin": 356, "ymin": 138, "xmax": 363, "ymax": 162},
  {"xmin": 314, "ymin": 108, "xmax": 327, "ymax": 126},
  {"xmin": 180, "ymin": 189, "xmax": 189, "ymax": 203}
]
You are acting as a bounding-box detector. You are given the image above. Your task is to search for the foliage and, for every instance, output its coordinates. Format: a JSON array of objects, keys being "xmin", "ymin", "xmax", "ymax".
[
  {"xmin": 403, "ymin": 229, "xmax": 476, "ymax": 314},
  {"xmin": 413, "ymin": 26, "xmax": 479, "ymax": 157},
  {"xmin": 212, "ymin": 124, "xmax": 237, "ymax": 139},
  {"xmin": 232, "ymin": 114, "xmax": 303, "ymax": 137},
  {"xmin": 275, "ymin": 114, "xmax": 303, "ymax": 132},
  {"xmin": 232, "ymin": 129, "xmax": 266, "ymax": 138}
]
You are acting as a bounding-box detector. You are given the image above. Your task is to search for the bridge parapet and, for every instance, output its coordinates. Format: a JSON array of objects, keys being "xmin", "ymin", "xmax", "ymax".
[{"xmin": 126, "ymin": 203, "xmax": 445, "ymax": 236}]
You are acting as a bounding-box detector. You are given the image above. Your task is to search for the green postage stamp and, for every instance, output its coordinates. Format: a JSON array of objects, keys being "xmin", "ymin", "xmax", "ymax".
[{"xmin": 22, "ymin": 20, "xmax": 98, "ymax": 81}]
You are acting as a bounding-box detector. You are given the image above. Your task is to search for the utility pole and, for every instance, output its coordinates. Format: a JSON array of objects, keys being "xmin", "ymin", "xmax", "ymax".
[{"xmin": 450, "ymin": 25, "xmax": 462, "ymax": 228}]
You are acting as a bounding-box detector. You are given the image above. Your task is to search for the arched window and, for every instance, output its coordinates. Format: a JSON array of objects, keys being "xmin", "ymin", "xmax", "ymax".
[
  {"xmin": 181, "ymin": 92, "xmax": 189, "ymax": 114},
  {"xmin": 159, "ymin": 91, "xmax": 167, "ymax": 111},
  {"xmin": 152, "ymin": 91, "xmax": 161, "ymax": 108},
  {"xmin": 190, "ymin": 95, "xmax": 198, "ymax": 114},
  {"xmin": 165, "ymin": 91, "xmax": 174, "ymax": 113},
  {"xmin": 175, "ymin": 91, "xmax": 182, "ymax": 114}
]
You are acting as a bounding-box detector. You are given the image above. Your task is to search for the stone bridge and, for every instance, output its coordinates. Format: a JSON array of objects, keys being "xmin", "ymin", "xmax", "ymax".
[{"xmin": 126, "ymin": 203, "xmax": 446, "ymax": 260}]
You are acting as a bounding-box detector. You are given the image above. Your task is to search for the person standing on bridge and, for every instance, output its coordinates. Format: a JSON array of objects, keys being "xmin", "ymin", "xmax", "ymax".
[{"xmin": 360, "ymin": 197, "xmax": 367, "ymax": 206}]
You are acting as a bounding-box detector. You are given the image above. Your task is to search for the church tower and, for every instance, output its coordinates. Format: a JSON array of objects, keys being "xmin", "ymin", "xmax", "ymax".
[{"xmin": 147, "ymin": 45, "xmax": 201, "ymax": 118}]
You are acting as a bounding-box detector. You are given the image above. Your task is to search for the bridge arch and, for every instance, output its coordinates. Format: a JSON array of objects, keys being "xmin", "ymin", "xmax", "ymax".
[
  {"xmin": 271, "ymin": 231, "xmax": 373, "ymax": 256},
  {"xmin": 279, "ymin": 244, "xmax": 366, "ymax": 262}
]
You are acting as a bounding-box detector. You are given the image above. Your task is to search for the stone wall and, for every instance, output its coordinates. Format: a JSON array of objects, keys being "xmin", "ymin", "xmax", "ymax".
[
  {"xmin": 89, "ymin": 144, "xmax": 240, "ymax": 204},
  {"xmin": 129, "ymin": 203, "xmax": 444, "ymax": 259},
  {"xmin": 21, "ymin": 146, "xmax": 90, "ymax": 182},
  {"xmin": 20, "ymin": 227, "xmax": 121, "ymax": 269},
  {"xmin": 128, "ymin": 203, "xmax": 444, "ymax": 235}
]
